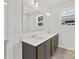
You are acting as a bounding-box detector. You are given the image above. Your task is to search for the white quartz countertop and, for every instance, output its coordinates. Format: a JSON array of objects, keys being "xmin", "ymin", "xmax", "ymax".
[{"xmin": 21, "ymin": 33, "xmax": 58, "ymax": 47}]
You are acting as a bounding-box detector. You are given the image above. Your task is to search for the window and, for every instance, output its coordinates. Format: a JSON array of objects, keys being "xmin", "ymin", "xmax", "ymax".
[
  {"xmin": 61, "ymin": 6, "xmax": 75, "ymax": 25},
  {"xmin": 61, "ymin": 7, "xmax": 75, "ymax": 16}
]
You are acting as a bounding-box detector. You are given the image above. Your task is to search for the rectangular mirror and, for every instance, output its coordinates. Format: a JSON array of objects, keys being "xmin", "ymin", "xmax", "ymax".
[{"xmin": 22, "ymin": 0, "xmax": 45, "ymax": 33}]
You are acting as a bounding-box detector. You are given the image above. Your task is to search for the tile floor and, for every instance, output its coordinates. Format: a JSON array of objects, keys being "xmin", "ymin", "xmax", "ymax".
[{"xmin": 51, "ymin": 47, "xmax": 75, "ymax": 59}]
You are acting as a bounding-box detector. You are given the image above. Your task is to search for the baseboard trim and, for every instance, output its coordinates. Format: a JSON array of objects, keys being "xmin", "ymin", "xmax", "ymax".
[{"xmin": 58, "ymin": 46, "xmax": 75, "ymax": 51}]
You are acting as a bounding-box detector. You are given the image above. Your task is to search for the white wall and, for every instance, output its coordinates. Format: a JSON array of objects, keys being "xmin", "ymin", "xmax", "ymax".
[
  {"xmin": 50, "ymin": 1, "xmax": 75, "ymax": 50},
  {"xmin": 7, "ymin": 0, "xmax": 22, "ymax": 59},
  {"xmin": 59, "ymin": 25, "xmax": 75, "ymax": 50}
]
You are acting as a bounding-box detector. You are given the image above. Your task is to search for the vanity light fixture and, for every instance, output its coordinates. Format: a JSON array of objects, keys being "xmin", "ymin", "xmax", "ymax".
[
  {"xmin": 32, "ymin": 0, "xmax": 39, "ymax": 9},
  {"xmin": 32, "ymin": 0, "xmax": 35, "ymax": 4},
  {"xmin": 35, "ymin": 2, "xmax": 39, "ymax": 8}
]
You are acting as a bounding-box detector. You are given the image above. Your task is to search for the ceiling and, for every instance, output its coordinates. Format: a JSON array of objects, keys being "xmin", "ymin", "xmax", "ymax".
[
  {"xmin": 23, "ymin": 0, "xmax": 74, "ymax": 8},
  {"xmin": 39, "ymin": 0, "xmax": 74, "ymax": 7},
  {"xmin": 23, "ymin": 0, "xmax": 75, "ymax": 14}
]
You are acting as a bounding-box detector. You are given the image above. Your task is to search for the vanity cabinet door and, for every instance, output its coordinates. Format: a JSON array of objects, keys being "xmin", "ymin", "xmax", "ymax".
[
  {"xmin": 37, "ymin": 43, "xmax": 45, "ymax": 59},
  {"xmin": 37, "ymin": 39, "xmax": 51, "ymax": 59},
  {"xmin": 51, "ymin": 37, "xmax": 55, "ymax": 56},
  {"xmin": 54, "ymin": 34, "xmax": 59, "ymax": 50},
  {"xmin": 22, "ymin": 42, "xmax": 36, "ymax": 59},
  {"xmin": 51, "ymin": 34, "xmax": 59, "ymax": 56},
  {"xmin": 45, "ymin": 39, "xmax": 51, "ymax": 59}
]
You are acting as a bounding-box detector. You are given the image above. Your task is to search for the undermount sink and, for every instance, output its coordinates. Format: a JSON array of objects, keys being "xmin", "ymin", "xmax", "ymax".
[
  {"xmin": 32, "ymin": 35, "xmax": 37, "ymax": 38},
  {"xmin": 36, "ymin": 36, "xmax": 45, "ymax": 39},
  {"xmin": 29, "ymin": 34, "xmax": 45, "ymax": 39}
]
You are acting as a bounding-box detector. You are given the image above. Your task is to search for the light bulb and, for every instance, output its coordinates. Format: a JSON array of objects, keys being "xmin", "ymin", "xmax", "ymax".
[
  {"xmin": 35, "ymin": 2, "xmax": 39, "ymax": 8},
  {"xmin": 46, "ymin": 12, "xmax": 51, "ymax": 16},
  {"xmin": 32, "ymin": 0, "xmax": 34, "ymax": 4}
]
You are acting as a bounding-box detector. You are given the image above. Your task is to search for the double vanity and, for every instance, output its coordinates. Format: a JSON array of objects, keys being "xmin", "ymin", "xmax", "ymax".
[{"xmin": 21, "ymin": 32, "xmax": 58, "ymax": 59}]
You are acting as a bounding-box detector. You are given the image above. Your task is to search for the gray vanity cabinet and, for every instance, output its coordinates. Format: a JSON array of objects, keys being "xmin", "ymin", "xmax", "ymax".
[
  {"xmin": 45, "ymin": 39, "xmax": 51, "ymax": 59},
  {"xmin": 54, "ymin": 34, "xmax": 59, "ymax": 50},
  {"xmin": 37, "ymin": 42, "xmax": 45, "ymax": 59},
  {"xmin": 51, "ymin": 37, "xmax": 55, "ymax": 55},
  {"xmin": 37, "ymin": 39, "xmax": 51, "ymax": 59},
  {"xmin": 22, "ymin": 34, "xmax": 59, "ymax": 59},
  {"xmin": 22, "ymin": 42, "xmax": 36, "ymax": 59},
  {"xmin": 22, "ymin": 39, "xmax": 51, "ymax": 59},
  {"xmin": 51, "ymin": 34, "xmax": 59, "ymax": 55}
]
